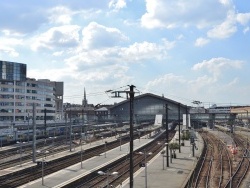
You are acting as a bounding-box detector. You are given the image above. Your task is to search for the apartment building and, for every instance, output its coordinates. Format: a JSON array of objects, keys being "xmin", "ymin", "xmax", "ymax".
[{"xmin": 0, "ymin": 60, "xmax": 63, "ymax": 123}]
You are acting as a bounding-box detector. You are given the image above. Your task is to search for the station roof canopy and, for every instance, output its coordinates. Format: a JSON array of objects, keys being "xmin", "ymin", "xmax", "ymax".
[{"xmin": 110, "ymin": 93, "xmax": 187, "ymax": 109}]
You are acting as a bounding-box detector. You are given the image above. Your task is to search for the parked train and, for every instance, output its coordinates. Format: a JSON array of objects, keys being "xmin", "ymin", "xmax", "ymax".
[
  {"xmin": 0, "ymin": 121, "xmax": 157, "ymax": 146},
  {"xmin": 0, "ymin": 126, "xmax": 66, "ymax": 145}
]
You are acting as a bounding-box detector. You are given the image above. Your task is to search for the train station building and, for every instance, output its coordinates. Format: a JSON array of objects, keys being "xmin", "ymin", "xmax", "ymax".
[{"xmin": 109, "ymin": 93, "xmax": 189, "ymax": 126}]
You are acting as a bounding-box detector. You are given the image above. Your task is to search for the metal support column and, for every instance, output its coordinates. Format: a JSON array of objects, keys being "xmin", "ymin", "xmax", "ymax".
[
  {"xmin": 129, "ymin": 85, "xmax": 135, "ymax": 188},
  {"xmin": 178, "ymin": 103, "xmax": 181, "ymax": 153},
  {"xmin": 32, "ymin": 103, "xmax": 37, "ymax": 163},
  {"xmin": 165, "ymin": 104, "xmax": 169, "ymax": 167}
]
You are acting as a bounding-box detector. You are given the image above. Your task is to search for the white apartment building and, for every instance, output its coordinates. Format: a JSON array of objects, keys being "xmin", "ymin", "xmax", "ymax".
[{"xmin": 0, "ymin": 60, "xmax": 63, "ymax": 124}]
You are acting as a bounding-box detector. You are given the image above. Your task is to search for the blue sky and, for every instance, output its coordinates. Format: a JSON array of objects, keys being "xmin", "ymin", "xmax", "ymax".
[{"xmin": 0, "ymin": 0, "xmax": 250, "ymax": 107}]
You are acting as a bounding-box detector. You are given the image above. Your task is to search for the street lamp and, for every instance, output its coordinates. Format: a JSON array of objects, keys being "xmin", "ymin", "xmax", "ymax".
[
  {"xmin": 164, "ymin": 104, "xmax": 170, "ymax": 167},
  {"xmin": 137, "ymin": 129, "xmax": 141, "ymax": 142},
  {"xmin": 138, "ymin": 150, "xmax": 152, "ymax": 188},
  {"xmin": 161, "ymin": 150, "xmax": 165, "ymax": 170},
  {"xmin": 119, "ymin": 134, "xmax": 122, "ymax": 151},
  {"xmin": 80, "ymin": 138, "xmax": 85, "ymax": 169},
  {"xmin": 27, "ymin": 113, "xmax": 30, "ymax": 142},
  {"xmin": 97, "ymin": 170, "xmax": 118, "ymax": 188},
  {"xmin": 36, "ymin": 150, "xmax": 49, "ymax": 186},
  {"xmin": 158, "ymin": 141, "xmax": 167, "ymax": 169},
  {"xmin": 16, "ymin": 141, "xmax": 26, "ymax": 166},
  {"xmin": 0, "ymin": 132, "xmax": 2, "ymax": 149},
  {"xmin": 104, "ymin": 141, "xmax": 108, "ymax": 158},
  {"xmin": 49, "ymin": 136, "xmax": 57, "ymax": 156}
]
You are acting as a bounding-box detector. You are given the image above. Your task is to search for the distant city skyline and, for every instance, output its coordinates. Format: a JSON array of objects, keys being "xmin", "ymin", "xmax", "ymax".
[{"xmin": 0, "ymin": 0, "xmax": 250, "ymax": 107}]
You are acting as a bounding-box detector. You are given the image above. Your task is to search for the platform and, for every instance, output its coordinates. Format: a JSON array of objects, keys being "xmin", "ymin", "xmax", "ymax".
[
  {"xmin": 120, "ymin": 130, "xmax": 203, "ymax": 188},
  {"xmin": 17, "ymin": 127, "xmax": 203, "ymax": 188},
  {"xmin": 18, "ymin": 126, "xmax": 162, "ymax": 188}
]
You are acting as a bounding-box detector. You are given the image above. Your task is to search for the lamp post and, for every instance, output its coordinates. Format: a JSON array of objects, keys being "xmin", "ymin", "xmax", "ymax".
[
  {"xmin": 119, "ymin": 134, "xmax": 122, "ymax": 151},
  {"xmin": 0, "ymin": 132, "xmax": 2, "ymax": 149},
  {"xmin": 80, "ymin": 137, "xmax": 85, "ymax": 169},
  {"xmin": 178, "ymin": 103, "xmax": 181, "ymax": 153},
  {"xmin": 69, "ymin": 107, "xmax": 72, "ymax": 152},
  {"xmin": 137, "ymin": 129, "xmax": 141, "ymax": 142},
  {"xmin": 97, "ymin": 170, "xmax": 118, "ymax": 188},
  {"xmin": 27, "ymin": 113, "xmax": 30, "ymax": 142},
  {"xmin": 104, "ymin": 141, "xmax": 108, "ymax": 158},
  {"xmin": 161, "ymin": 150, "xmax": 165, "ymax": 170},
  {"xmin": 36, "ymin": 150, "xmax": 49, "ymax": 186},
  {"xmin": 138, "ymin": 150, "xmax": 152, "ymax": 188},
  {"xmin": 158, "ymin": 141, "xmax": 167, "ymax": 169},
  {"xmin": 49, "ymin": 136, "xmax": 56, "ymax": 156},
  {"xmin": 164, "ymin": 104, "xmax": 170, "ymax": 167},
  {"xmin": 16, "ymin": 141, "xmax": 26, "ymax": 167}
]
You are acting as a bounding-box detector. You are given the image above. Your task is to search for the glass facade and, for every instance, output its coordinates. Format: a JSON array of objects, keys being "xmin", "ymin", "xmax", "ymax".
[
  {"xmin": 110, "ymin": 93, "xmax": 187, "ymax": 123},
  {"xmin": 0, "ymin": 61, "xmax": 26, "ymax": 81},
  {"xmin": 0, "ymin": 62, "xmax": 63, "ymax": 122}
]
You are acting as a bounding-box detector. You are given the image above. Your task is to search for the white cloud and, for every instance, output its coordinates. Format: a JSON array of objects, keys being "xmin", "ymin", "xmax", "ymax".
[
  {"xmin": 0, "ymin": 37, "xmax": 23, "ymax": 46},
  {"xmin": 2, "ymin": 30, "xmax": 24, "ymax": 37},
  {"xmin": 65, "ymin": 48, "xmax": 118, "ymax": 69},
  {"xmin": 141, "ymin": 0, "xmax": 230, "ymax": 29},
  {"xmin": 236, "ymin": 13, "xmax": 250, "ymax": 26},
  {"xmin": 144, "ymin": 58, "xmax": 243, "ymax": 105},
  {"xmin": 77, "ymin": 64, "xmax": 129, "ymax": 83},
  {"xmin": 109, "ymin": 0, "xmax": 127, "ymax": 11},
  {"xmin": 207, "ymin": 11, "xmax": 237, "ymax": 39},
  {"xmin": 243, "ymin": 27, "xmax": 250, "ymax": 34},
  {"xmin": 81, "ymin": 22, "xmax": 129, "ymax": 49},
  {"xmin": 195, "ymin": 37, "xmax": 210, "ymax": 47},
  {"xmin": 227, "ymin": 77, "xmax": 239, "ymax": 86},
  {"xmin": 219, "ymin": 0, "xmax": 231, "ymax": 6},
  {"xmin": 192, "ymin": 57, "xmax": 243, "ymax": 79},
  {"xmin": 65, "ymin": 39, "xmax": 175, "ymax": 73},
  {"xmin": 146, "ymin": 73, "xmax": 186, "ymax": 88},
  {"xmin": 177, "ymin": 34, "xmax": 184, "ymax": 40},
  {"xmin": 53, "ymin": 51, "xmax": 64, "ymax": 56},
  {"xmin": 0, "ymin": 37, "xmax": 23, "ymax": 57},
  {"xmin": 28, "ymin": 68, "xmax": 68, "ymax": 81},
  {"xmin": 48, "ymin": 6, "xmax": 74, "ymax": 25},
  {"xmin": 31, "ymin": 25, "xmax": 81, "ymax": 51},
  {"xmin": 0, "ymin": 46, "xmax": 19, "ymax": 57},
  {"xmin": 120, "ymin": 39, "xmax": 174, "ymax": 62}
]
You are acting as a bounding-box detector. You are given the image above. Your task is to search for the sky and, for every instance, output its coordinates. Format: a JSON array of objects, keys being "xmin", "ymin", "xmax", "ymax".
[{"xmin": 0, "ymin": 0, "xmax": 250, "ymax": 107}]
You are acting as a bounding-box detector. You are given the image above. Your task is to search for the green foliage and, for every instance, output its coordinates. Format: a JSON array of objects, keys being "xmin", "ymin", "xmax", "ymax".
[
  {"xmin": 181, "ymin": 131, "xmax": 190, "ymax": 140},
  {"xmin": 169, "ymin": 142, "xmax": 180, "ymax": 150}
]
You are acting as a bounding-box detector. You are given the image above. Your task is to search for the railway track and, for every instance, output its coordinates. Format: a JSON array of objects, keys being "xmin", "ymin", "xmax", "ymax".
[
  {"xmin": 0, "ymin": 138, "xmax": 72, "ymax": 169},
  {"xmin": 61, "ymin": 132, "xmax": 176, "ymax": 188},
  {"xmin": 215, "ymin": 126, "xmax": 250, "ymax": 187},
  {"xmin": 216, "ymin": 142, "xmax": 231, "ymax": 187},
  {"xmin": 0, "ymin": 131, "xmax": 112, "ymax": 169},
  {"xmin": 224, "ymin": 134, "xmax": 250, "ymax": 188},
  {"xmin": 0, "ymin": 130, "xmax": 153, "ymax": 187},
  {"xmin": 187, "ymin": 130, "xmax": 232, "ymax": 188}
]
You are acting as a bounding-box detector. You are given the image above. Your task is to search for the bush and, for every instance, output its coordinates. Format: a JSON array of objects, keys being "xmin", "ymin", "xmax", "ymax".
[
  {"xmin": 169, "ymin": 142, "xmax": 180, "ymax": 150},
  {"xmin": 181, "ymin": 131, "xmax": 190, "ymax": 140}
]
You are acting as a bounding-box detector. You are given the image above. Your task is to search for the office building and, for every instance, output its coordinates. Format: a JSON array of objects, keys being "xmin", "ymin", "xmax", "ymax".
[{"xmin": 0, "ymin": 60, "xmax": 63, "ymax": 124}]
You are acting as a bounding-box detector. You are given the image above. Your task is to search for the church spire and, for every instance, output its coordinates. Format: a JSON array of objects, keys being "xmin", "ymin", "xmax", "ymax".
[{"xmin": 82, "ymin": 87, "xmax": 88, "ymax": 107}]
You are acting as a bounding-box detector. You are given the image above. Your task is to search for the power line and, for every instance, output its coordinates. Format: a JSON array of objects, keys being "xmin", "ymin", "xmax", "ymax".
[{"xmin": 63, "ymin": 85, "xmax": 249, "ymax": 107}]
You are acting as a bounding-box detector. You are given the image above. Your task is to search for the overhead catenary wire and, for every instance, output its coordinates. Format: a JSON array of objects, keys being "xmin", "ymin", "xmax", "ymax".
[
  {"xmin": 135, "ymin": 85, "xmax": 249, "ymax": 107},
  {"xmin": 63, "ymin": 85, "xmax": 248, "ymax": 107}
]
